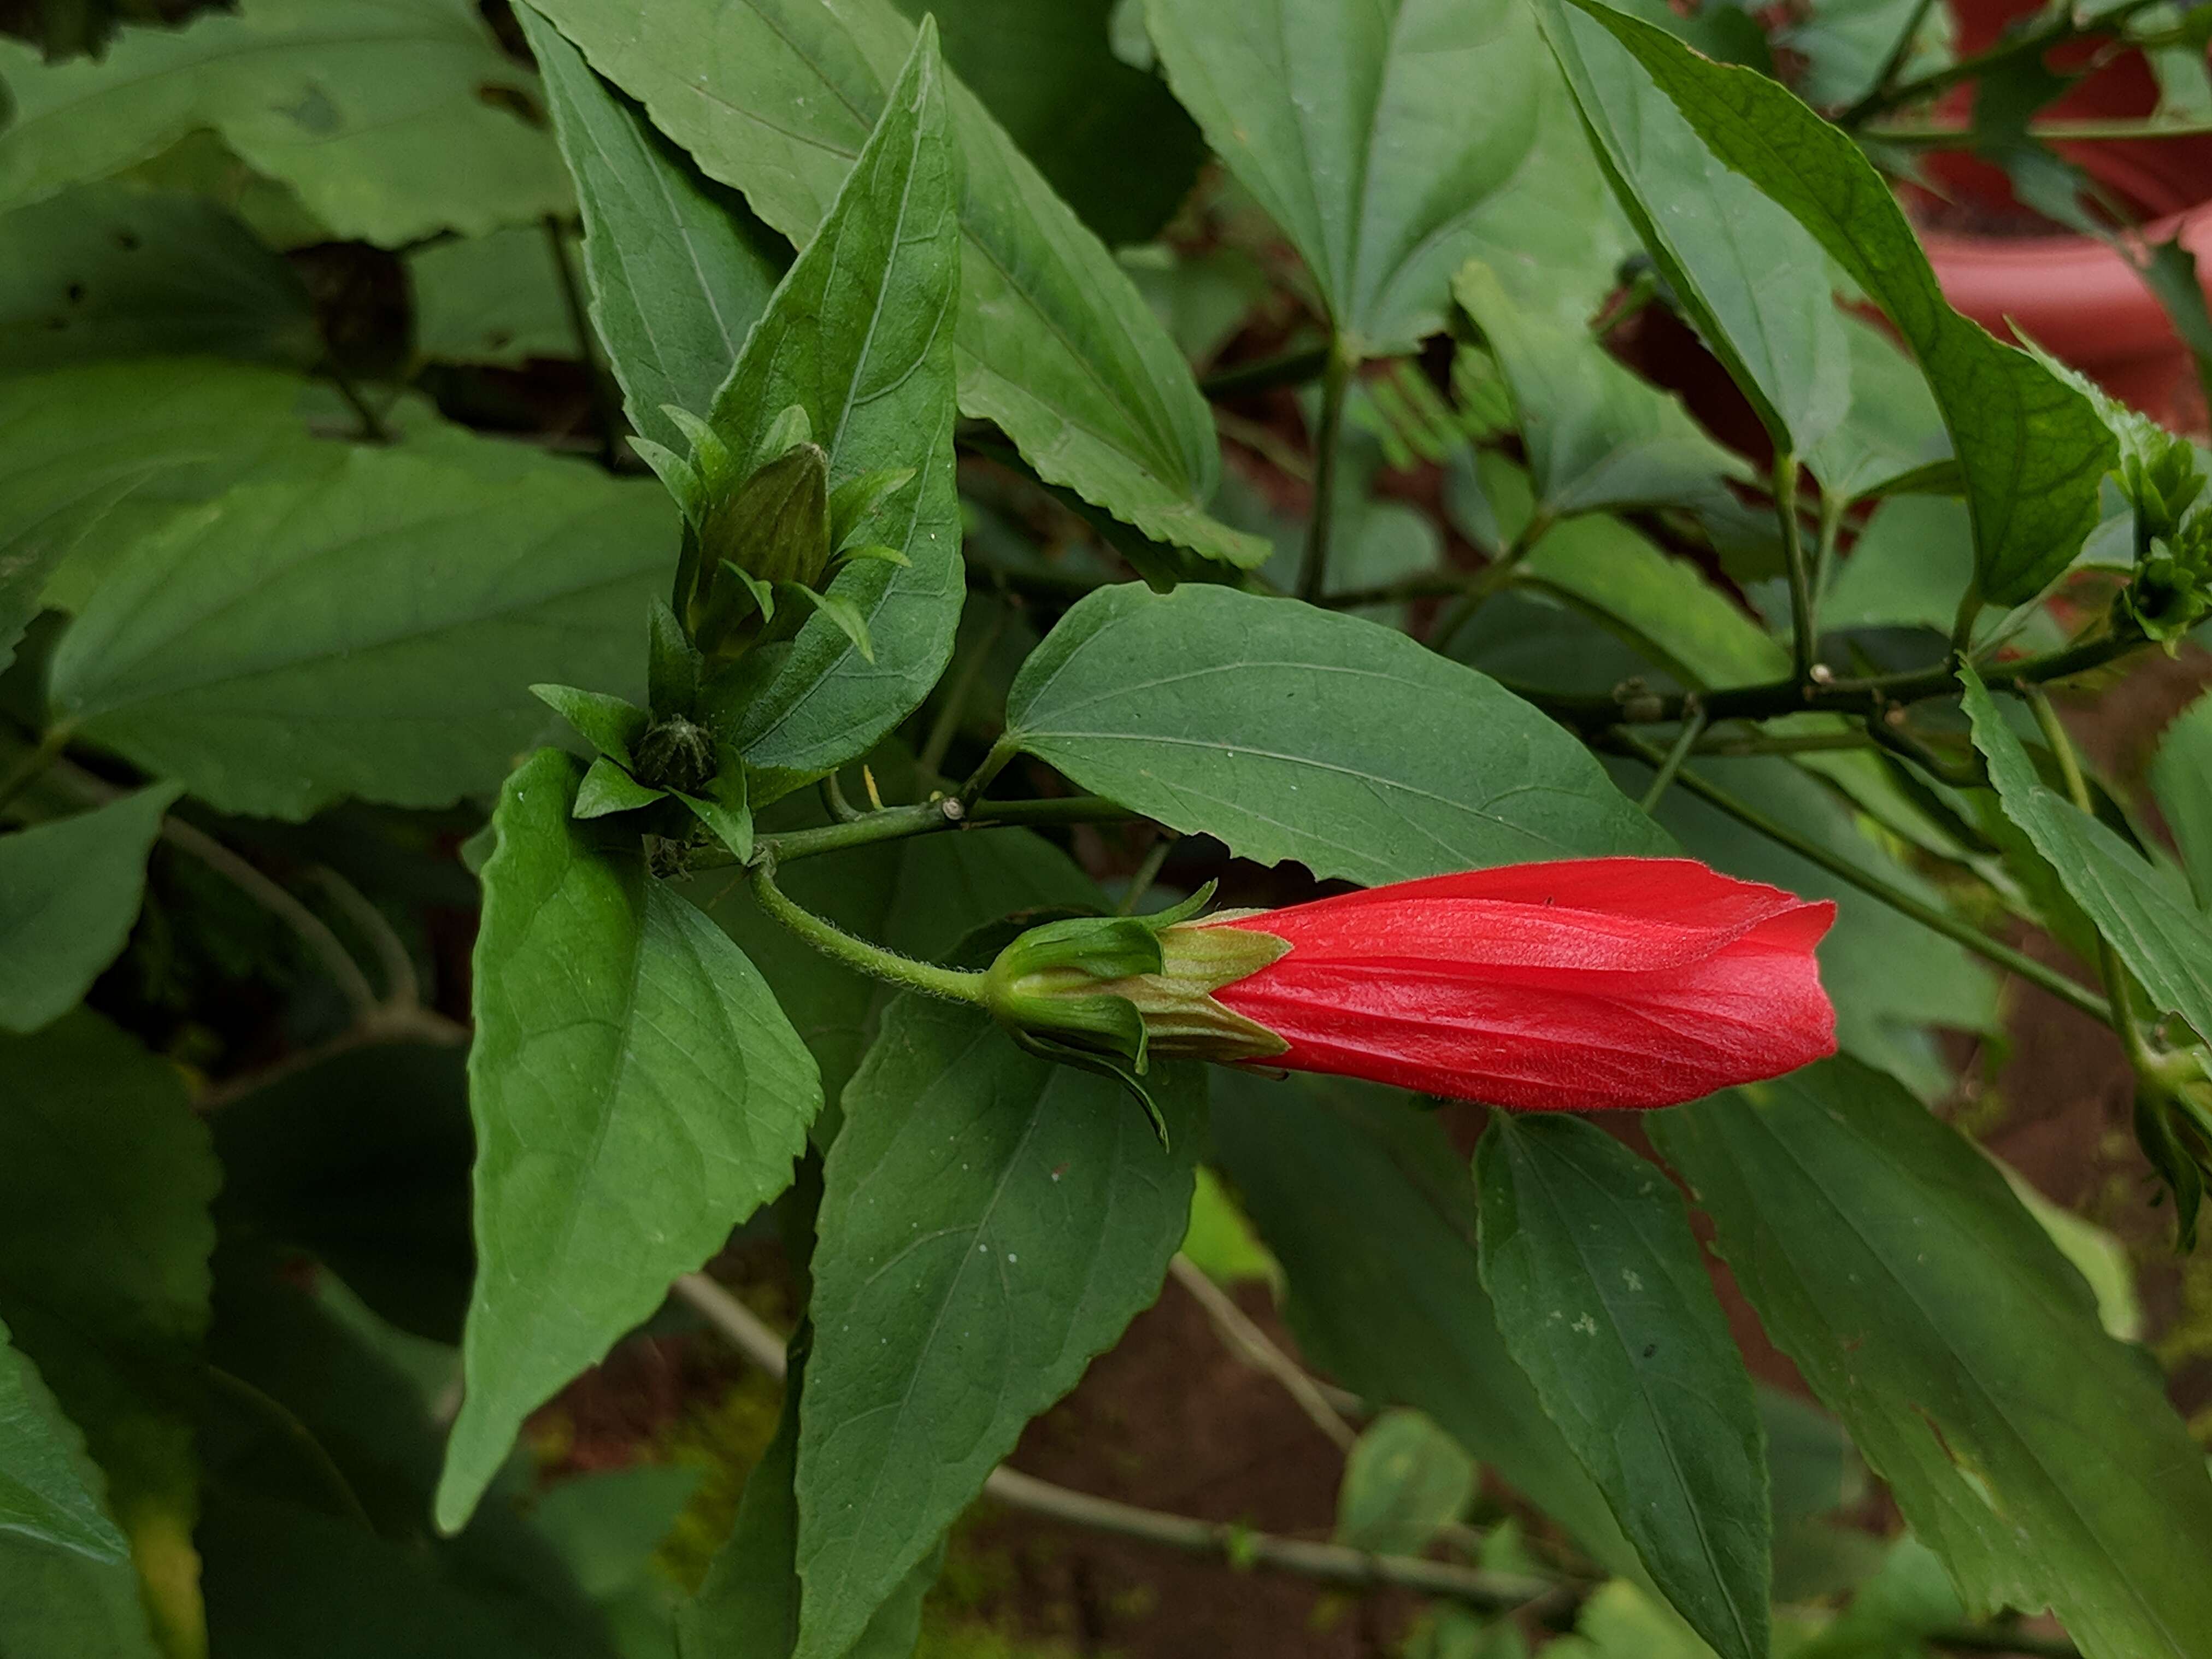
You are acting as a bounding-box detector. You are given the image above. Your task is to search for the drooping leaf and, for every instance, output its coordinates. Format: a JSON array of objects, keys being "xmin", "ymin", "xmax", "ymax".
[
  {"xmin": 0, "ymin": 1316, "xmax": 130, "ymax": 1563},
  {"xmin": 1209, "ymin": 1070, "xmax": 1640, "ymax": 1579},
  {"xmin": 519, "ymin": 0, "xmax": 1263, "ymax": 569},
  {"xmin": 1962, "ymin": 661, "xmax": 2212, "ymax": 1040},
  {"xmin": 0, "ymin": 0, "xmax": 570, "ymax": 245},
  {"xmin": 47, "ymin": 442, "xmax": 676, "ymax": 820},
  {"xmin": 692, "ymin": 25, "xmax": 965, "ymax": 801},
  {"xmin": 1476, "ymin": 1114, "xmax": 1769, "ymax": 1659},
  {"xmin": 0, "ymin": 186, "xmax": 318, "ymax": 373},
  {"xmin": 1001, "ymin": 582, "xmax": 1669, "ymax": 886},
  {"xmin": 1550, "ymin": 0, "xmax": 2113, "ymax": 604},
  {"xmin": 0, "ymin": 1012, "xmax": 218, "ymax": 1658},
  {"xmin": 1533, "ymin": 0, "xmax": 1849, "ymax": 453},
  {"xmin": 889, "ymin": 0, "xmax": 1205, "ymax": 246},
  {"xmin": 1333, "ymin": 1410, "xmax": 1476, "ymax": 1557},
  {"xmin": 794, "ymin": 994, "xmax": 1201, "ymax": 1658},
  {"xmin": 515, "ymin": 7, "xmax": 789, "ymax": 457},
  {"xmin": 1454, "ymin": 260, "xmax": 1750, "ymax": 521},
  {"xmin": 684, "ymin": 1343, "xmax": 938, "ymax": 1659},
  {"xmin": 1144, "ymin": 0, "xmax": 1588, "ymax": 356},
  {"xmin": 1652, "ymin": 1060, "xmax": 2212, "ymax": 1658},
  {"xmin": 0, "ymin": 783, "xmax": 180, "ymax": 1034},
  {"xmin": 435, "ymin": 750, "xmax": 822, "ymax": 1532}
]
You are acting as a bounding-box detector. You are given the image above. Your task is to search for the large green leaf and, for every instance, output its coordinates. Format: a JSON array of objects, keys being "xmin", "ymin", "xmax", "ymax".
[
  {"xmin": 0, "ymin": 186, "xmax": 318, "ymax": 373},
  {"xmin": 1533, "ymin": 0, "xmax": 1848, "ymax": 453},
  {"xmin": 684, "ymin": 1345, "xmax": 937, "ymax": 1659},
  {"xmin": 1332, "ymin": 1409, "xmax": 1476, "ymax": 1557},
  {"xmin": 519, "ymin": 0, "xmax": 1262, "ymax": 569},
  {"xmin": 1454, "ymin": 260, "xmax": 1749, "ymax": 522},
  {"xmin": 0, "ymin": 783, "xmax": 180, "ymax": 1035},
  {"xmin": 0, "ymin": 0, "xmax": 570, "ymax": 244},
  {"xmin": 0, "ymin": 1012, "xmax": 217, "ymax": 1658},
  {"xmin": 0, "ymin": 1543, "xmax": 160, "ymax": 1659},
  {"xmin": 1805, "ymin": 313, "xmax": 1955, "ymax": 507},
  {"xmin": 1208, "ymin": 1071, "xmax": 1639, "ymax": 1577},
  {"xmin": 697, "ymin": 25, "xmax": 964, "ymax": 799},
  {"xmin": 0, "ymin": 1315, "xmax": 128, "ymax": 1563},
  {"xmin": 2149, "ymin": 689, "xmax": 2212, "ymax": 910},
  {"xmin": 516, "ymin": 7, "xmax": 788, "ymax": 457},
  {"xmin": 889, "ymin": 0, "xmax": 1204, "ymax": 246},
  {"xmin": 1476, "ymin": 1114, "xmax": 1769, "ymax": 1659},
  {"xmin": 795, "ymin": 994, "xmax": 1201, "ymax": 1659},
  {"xmin": 1001, "ymin": 582, "xmax": 1668, "ymax": 886},
  {"xmin": 435, "ymin": 750, "xmax": 822, "ymax": 1532},
  {"xmin": 47, "ymin": 441, "xmax": 676, "ymax": 819},
  {"xmin": 1651, "ymin": 1061, "xmax": 2212, "ymax": 1658},
  {"xmin": 1551, "ymin": 0, "xmax": 2112, "ymax": 605},
  {"xmin": 1144, "ymin": 0, "xmax": 1581, "ymax": 356},
  {"xmin": 1961, "ymin": 661, "xmax": 2212, "ymax": 1040}
]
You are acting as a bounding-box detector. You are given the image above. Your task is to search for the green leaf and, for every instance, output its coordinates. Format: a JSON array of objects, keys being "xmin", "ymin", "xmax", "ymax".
[
  {"xmin": 0, "ymin": 783, "xmax": 180, "ymax": 1034},
  {"xmin": 2149, "ymin": 688, "xmax": 2212, "ymax": 911},
  {"xmin": 889, "ymin": 0, "xmax": 1205, "ymax": 247},
  {"xmin": 572, "ymin": 758, "xmax": 666, "ymax": 819},
  {"xmin": 1333, "ymin": 1409, "xmax": 1476, "ymax": 1557},
  {"xmin": 0, "ymin": 1011, "xmax": 217, "ymax": 1657},
  {"xmin": 1209, "ymin": 1071, "xmax": 1640, "ymax": 1579},
  {"xmin": 0, "ymin": 0, "xmax": 571, "ymax": 244},
  {"xmin": 0, "ymin": 185, "xmax": 319, "ymax": 373},
  {"xmin": 1651, "ymin": 1060, "xmax": 2212, "ymax": 1659},
  {"xmin": 692, "ymin": 23, "xmax": 964, "ymax": 801},
  {"xmin": 530, "ymin": 685, "xmax": 649, "ymax": 767},
  {"xmin": 1534, "ymin": 0, "xmax": 1849, "ymax": 453},
  {"xmin": 1454, "ymin": 260, "xmax": 1750, "ymax": 521},
  {"xmin": 516, "ymin": 6, "xmax": 788, "ymax": 458},
  {"xmin": 1144, "ymin": 0, "xmax": 1592, "ymax": 356},
  {"xmin": 436, "ymin": 750, "xmax": 822, "ymax": 1533},
  {"xmin": 1549, "ymin": 0, "xmax": 2113, "ymax": 604},
  {"xmin": 406, "ymin": 227, "xmax": 575, "ymax": 367},
  {"xmin": 1475, "ymin": 1114, "xmax": 1769, "ymax": 1659},
  {"xmin": 1962, "ymin": 661, "xmax": 2212, "ymax": 1040},
  {"xmin": 0, "ymin": 1315, "xmax": 130, "ymax": 1563},
  {"xmin": 1001, "ymin": 582, "xmax": 1669, "ymax": 886},
  {"xmin": 0, "ymin": 1543, "xmax": 161, "ymax": 1659},
  {"xmin": 683, "ymin": 1342, "xmax": 938, "ymax": 1659},
  {"xmin": 48, "ymin": 441, "xmax": 677, "ymax": 819},
  {"xmin": 519, "ymin": 0, "xmax": 1263, "ymax": 570},
  {"xmin": 1821, "ymin": 495, "xmax": 1976, "ymax": 635},
  {"xmin": 1805, "ymin": 312, "xmax": 1955, "ymax": 507},
  {"xmin": 794, "ymin": 994, "xmax": 1201, "ymax": 1659}
]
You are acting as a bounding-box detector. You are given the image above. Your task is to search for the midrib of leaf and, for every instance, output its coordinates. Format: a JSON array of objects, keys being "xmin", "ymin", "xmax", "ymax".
[
  {"xmin": 1343, "ymin": 1, "xmax": 1415, "ymax": 335},
  {"xmin": 1745, "ymin": 1111, "xmax": 2178, "ymax": 1645},
  {"xmin": 822, "ymin": 95, "xmax": 931, "ymax": 463}
]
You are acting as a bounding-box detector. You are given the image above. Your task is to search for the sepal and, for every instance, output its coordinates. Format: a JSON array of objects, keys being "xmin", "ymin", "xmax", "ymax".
[
  {"xmin": 574, "ymin": 755, "xmax": 668, "ymax": 818},
  {"xmin": 531, "ymin": 683, "xmax": 649, "ymax": 767}
]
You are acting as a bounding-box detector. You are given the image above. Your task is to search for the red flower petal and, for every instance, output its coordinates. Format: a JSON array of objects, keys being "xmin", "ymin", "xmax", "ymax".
[{"xmin": 1207, "ymin": 858, "xmax": 1837, "ymax": 1110}]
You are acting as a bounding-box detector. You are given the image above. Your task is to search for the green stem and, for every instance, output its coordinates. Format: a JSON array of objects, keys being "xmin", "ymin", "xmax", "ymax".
[
  {"xmin": 0, "ymin": 722, "xmax": 73, "ymax": 816},
  {"xmin": 1201, "ymin": 343, "xmax": 1332, "ymax": 401},
  {"xmin": 203, "ymin": 1365, "xmax": 375, "ymax": 1530},
  {"xmin": 545, "ymin": 214, "xmax": 621, "ymax": 469},
  {"xmin": 1698, "ymin": 728, "xmax": 1876, "ymax": 758},
  {"xmin": 1115, "ymin": 832, "xmax": 1179, "ymax": 917},
  {"xmin": 1870, "ymin": 113, "xmax": 2212, "ymax": 145},
  {"xmin": 323, "ymin": 361, "xmax": 390, "ymax": 444},
  {"xmin": 1777, "ymin": 452, "xmax": 1817, "ymax": 683},
  {"xmin": 1843, "ymin": 0, "xmax": 2164, "ymax": 124},
  {"xmin": 1613, "ymin": 730, "xmax": 2116, "ymax": 1027},
  {"xmin": 917, "ymin": 603, "xmax": 1008, "ymax": 778},
  {"xmin": 1852, "ymin": 0, "xmax": 1941, "ymax": 121},
  {"xmin": 1638, "ymin": 708, "xmax": 1708, "ymax": 814},
  {"xmin": 1431, "ymin": 513, "xmax": 1551, "ymax": 649},
  {"xmin": 1811, "ymin": 491, "xmax": 1846, "ymax": 598},
  {"xmin": 748, "ymin": 855, "xmax": 986, "ymax": 1003},
  {"xmin": 959, "ymin": 733, "xmax": 1021, "ymax": 807},
  {"xmin": 1298, "ymin": 340, "xmax": 1353, "ymax": 605}
]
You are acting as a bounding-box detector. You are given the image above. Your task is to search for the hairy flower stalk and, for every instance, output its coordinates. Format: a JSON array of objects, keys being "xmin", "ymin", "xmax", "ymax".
[{"xmin": 986, "ymin": 858, "xmax": 1837, "ymax": 1111}]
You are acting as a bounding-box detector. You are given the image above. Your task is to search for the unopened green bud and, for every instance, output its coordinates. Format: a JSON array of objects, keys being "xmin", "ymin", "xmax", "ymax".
[
  {"xmin": 631, "ymin": 715, "xmax": 719, "ymax": 796},
  {"xmin": 701, "ymin": 442, "xmax": 833, "ymax": 587}
]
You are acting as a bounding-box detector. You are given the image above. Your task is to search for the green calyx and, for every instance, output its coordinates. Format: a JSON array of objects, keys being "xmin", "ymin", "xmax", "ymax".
[
  {"xmin": 980, "ymin": 884, "xmax": 1290, "ymax": 1143},
  {"xmin": 648, "ymin": 401, "xmax": 916, "ymax": 666},
  {"xmin": 2124, "ymin": 512, "xmax": 2212, "ymax": 645}
]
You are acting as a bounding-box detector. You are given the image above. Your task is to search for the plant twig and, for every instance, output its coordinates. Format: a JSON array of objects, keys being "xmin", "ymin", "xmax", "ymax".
[
  {"xmin": 1298, "ymin": 341, "xmax": 1353, "ymax": 604},
  {"xmin": 1202, "ymin": 343, "xmax": 1332, "ymax": 401},
  {"xmin": 1429, "ymin": 512, "xmax": 1551, "ymax": 649},
  {"xmin": 1869, "ymin": 114, "xmax": 2212, "ymax": 145},
  {"xmin": 1168, "ymin": 1255, "xmax": 1361, "ymax": 1451},
  {"xmin": 1610, "ymin": 730, "xmax": 2115, "ymax": 1026},
  {"xmin": 917, "ymin": 602, "xmax": 1009, "ymax": 779},
  {"xmin": 672, "ymin": 1275, "xmax": 1552, "ymax": 1614},
  {"xmin": 1776, "ymin": 452, "xmax": 1818, "ymax": 683},
  {"xmin": 689, "ymin": 792, "xmax": 1138, "ymax": 870},
  {"xmin": 1843, "ymin": 0, "xmax": 2164, "ymax": 124},
  {"xmin": 544, "ymin": 215, "xmax": 621, "ymax": 469},
  {"xmin": 158, "ymin": 819, "xmax": 381, "ymax": 1020},
  {"xmin": 308, "ymin": 866, "xmax": 420, "ymax": 1009},
  {"xmin": 749, "ymin": 854, "xmax": 986, "ymax": 1003},
  {"xmin": 1115, "ymin": 831, "xmax": 1180, "ymax": 917},
  {"xmin": 1638, "ymin": 706, "xmax": 1709, "ymax": 814}
]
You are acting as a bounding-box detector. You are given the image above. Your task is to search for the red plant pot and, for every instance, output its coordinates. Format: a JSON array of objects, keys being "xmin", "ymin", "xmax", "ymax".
[{"xmin": 1913, "ymin": 0, "xmax": 2212, "ymax": 430}]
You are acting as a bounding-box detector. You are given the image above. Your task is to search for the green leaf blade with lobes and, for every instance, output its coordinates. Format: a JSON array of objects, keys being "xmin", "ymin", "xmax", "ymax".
[
  {"xmin": 1001, "ymin": 582, "xmax": 1669, "ymax": 887},
  {"xmin": 1545, "ymin": 0, "xmax": 2111, "ymax": 604},
  {"xmin": 434, "ymin": 750, "xmax": 822, "ymax": 1533},
  {"xmin": 517, "ymin": 0, "xmax": 1264, "ymax": 570}
]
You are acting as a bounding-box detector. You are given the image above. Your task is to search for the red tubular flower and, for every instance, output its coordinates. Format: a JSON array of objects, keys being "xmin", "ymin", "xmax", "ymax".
[{"xmin": 1193, "ymin": 858, "xmax": 1836, "ymax": 1110}]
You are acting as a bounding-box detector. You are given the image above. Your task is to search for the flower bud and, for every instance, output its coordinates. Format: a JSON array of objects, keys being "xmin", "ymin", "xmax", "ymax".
[
  {"xmin": 631, "ymin": 714, "xmax": 718, "ymax": 796},
  {"xmin": 700, "ymin": 441, "xmax": 833, "ymax": 589}
]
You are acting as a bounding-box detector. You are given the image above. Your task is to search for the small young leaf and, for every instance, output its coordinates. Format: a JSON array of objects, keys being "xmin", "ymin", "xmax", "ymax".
[
  {"xmin": 1476, "ymin": 1114, "xmax": 1770, "ymax": 1659},
  {"xmin": 1333, "ymin": 1410, "xmax": 1476, "ymax": 1557},
  {"xmin": 530, "ymin": 684, "xmax": 649, "ymax": 767},
  {"xmin": 0, "ymin": 782, "xmax": 181, "ymax": 1034},
  {"xmin": 436, "ymin": 749, "xmax": 821, "ymax": 1533},
  {"xmin": 829, "ymin": 466, "xmax": 916, "ymax": 551},
  {"xmin": 676, "ymin": 745, "xmax": 751, "ymax": 863},
  {"xmin": 784, "ymin": 585, "xmax": 875, "ymax": 666},
  {"xmin": 645, "ymin": 601, "xmax": 700, "ymax": 718},
  {"xmin": 571, "ymin": 756, "xmax": 664, "ymax": 818}
]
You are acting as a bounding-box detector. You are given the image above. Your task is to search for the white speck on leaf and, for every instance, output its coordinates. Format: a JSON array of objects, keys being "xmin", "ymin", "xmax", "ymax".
[
  {"xmin": 1622, "ymin": 1269, "xmax": 1644, "ymax": 1292},
  {"xmin": 1572, "ymin": 1313, "xmax": 1599, "ymax": 1337}
]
